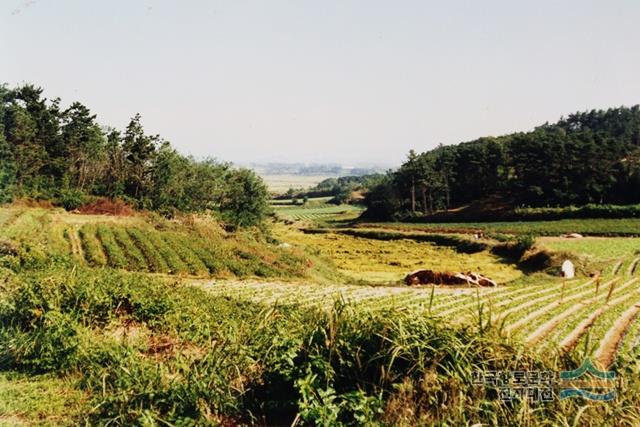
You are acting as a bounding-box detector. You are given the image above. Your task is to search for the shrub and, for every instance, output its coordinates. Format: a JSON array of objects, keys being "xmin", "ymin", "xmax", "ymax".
[
  {"xmin": 56, "ymin": 189, "xmax": 87, "ymax": 211},
  {"xmin": 515, "ymin": 234, "xmax": 535, "ymax": 252}
]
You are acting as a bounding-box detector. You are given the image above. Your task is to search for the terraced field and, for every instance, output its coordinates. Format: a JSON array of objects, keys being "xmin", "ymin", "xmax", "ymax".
[
  {"xmin": 202, "ymin": 256, "xmax": 640, "ymax": 368},
  {"xmin": 0, "ymin": 207, "xmax": 306, "ymax": 278}
]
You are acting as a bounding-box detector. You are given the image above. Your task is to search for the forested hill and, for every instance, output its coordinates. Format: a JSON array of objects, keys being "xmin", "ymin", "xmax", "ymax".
[
  {"xmin": 0, "ymin": 84, "xmax": 269, "ymax": 227},
  {"xmin": 364, "ymin": 106, "xmax": 640, "ymax": 220}
]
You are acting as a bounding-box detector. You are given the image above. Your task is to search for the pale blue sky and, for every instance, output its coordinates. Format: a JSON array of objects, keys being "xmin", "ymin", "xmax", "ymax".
[{"xmin": 2, "ymin": 1, "xmax": 640, "ymax": 165}]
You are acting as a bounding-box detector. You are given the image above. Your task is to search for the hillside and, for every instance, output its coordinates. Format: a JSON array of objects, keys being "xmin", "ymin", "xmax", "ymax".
[
  {"xmin": 364, "ymin": 106, "xmax": 640, "ymax": 220},
  {"xmin": 0, "ymin": 206, "xmax": 314, "ymax": 280}
]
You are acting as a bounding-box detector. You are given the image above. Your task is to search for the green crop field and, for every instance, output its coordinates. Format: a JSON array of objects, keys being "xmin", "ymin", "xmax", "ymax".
[
  {"xmin": 539, "ymin": 236, "xmax": 640, "ymax": 261},
  {"xmin": 359, "ymin": 218, "xmax": 640, "ymax": 236},
  {"xmin": 0, "ymin": 207, "xmax": 309, "ymax": 279}
]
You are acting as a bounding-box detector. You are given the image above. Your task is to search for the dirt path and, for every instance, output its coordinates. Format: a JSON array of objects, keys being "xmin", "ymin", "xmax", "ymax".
[
  {"xmin": 594, "ymin": 298, "xmax": 640, "ymax": 368},
  {"xmin": 528, "ymin": 278, "xmax": 638, "ymax": 347}
]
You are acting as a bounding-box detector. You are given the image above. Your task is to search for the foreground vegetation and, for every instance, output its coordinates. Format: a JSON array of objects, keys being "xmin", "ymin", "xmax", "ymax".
[{"xmin": 3, "ymin": 266, "xmax": 640, "ymax": 426}]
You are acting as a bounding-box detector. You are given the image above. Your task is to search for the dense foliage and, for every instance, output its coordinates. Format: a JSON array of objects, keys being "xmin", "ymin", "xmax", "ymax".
[
  {"xmin": 365, "ymin": 106, "xmax": 640, "ymax": 219},
  {"xmin": 0, "ymin": 84, "xmax": 269, "ymax": 227}
]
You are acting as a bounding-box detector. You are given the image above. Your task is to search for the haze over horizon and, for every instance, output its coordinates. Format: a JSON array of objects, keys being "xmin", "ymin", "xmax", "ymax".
[{"xmin": 2, "ymin": 0, "xmax": 640, "ymax": 165}]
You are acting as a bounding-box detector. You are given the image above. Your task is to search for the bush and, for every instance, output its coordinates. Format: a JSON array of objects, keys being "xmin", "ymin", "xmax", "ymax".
[
  {"xmin": 57, "ymin": 189, "xmax": 87, "ymax": 211},
  {"xmin": 514, "ymin": 234, "xmax": 535, "ymax": 252}
]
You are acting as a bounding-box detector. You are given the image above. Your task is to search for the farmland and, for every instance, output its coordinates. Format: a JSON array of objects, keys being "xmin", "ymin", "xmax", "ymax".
[
  {"xmin": 259, "ymin": 174, "xmax": 336, "ymax": 192},
  {"xmin": 358, "ymin": 218, "xmax": 640, "ymax": 236},
  {"xmin": 271, "ymin": 197, "xmax": 364, "ymax": 224},
  {"xmin": 3, "ymin": 204, "xmax": 640, "ymax": 425},
  {"xmin": 273, "ymin": 224, "xmax": 522, "ymax": 283},
  {"xmin": 203, "ymin": 254, "xmax": 640, "ymax": 368},
  {"xmin": 0, "ymin": 207, "xmax": 311, "ymax": 279}
]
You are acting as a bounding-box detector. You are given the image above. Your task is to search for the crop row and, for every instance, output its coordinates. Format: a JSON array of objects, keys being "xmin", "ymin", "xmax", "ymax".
[
  {"xmin": 206, "ymin": 257, "xmax": 640, "ymax": 364},
  {"xmin": 72, "ymin": 223, "xmax": 297, "ymax": 278},
  {"xmin": 76, "ymin": 225, "xmax": 219, "ymax": 275}
]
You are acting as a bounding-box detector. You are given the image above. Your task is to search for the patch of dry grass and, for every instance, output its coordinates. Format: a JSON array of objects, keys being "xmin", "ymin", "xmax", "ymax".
[{"xmin": 274, "ymin": 224, "xmax": 522, "ymax": 284}]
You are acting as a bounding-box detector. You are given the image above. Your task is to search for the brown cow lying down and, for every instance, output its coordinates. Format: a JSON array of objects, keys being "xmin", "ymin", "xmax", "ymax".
[{"xmin": 404, "ymin": 269, "xmax": 497, "ymax": 287}]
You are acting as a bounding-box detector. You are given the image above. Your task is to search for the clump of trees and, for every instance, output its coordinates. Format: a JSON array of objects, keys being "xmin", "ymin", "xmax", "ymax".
[
  {"xmin": 0, "ymin": 84, "xmax": 268, "ymax": 227},
  {"xmin": 364, "ymin": 106, "xmax": 640, "ymax": 220}
]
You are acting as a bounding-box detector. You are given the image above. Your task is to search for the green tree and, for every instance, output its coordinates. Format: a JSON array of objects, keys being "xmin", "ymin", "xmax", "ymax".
[
  {"xmin": 0, "ymin": 123, "xmax": 15, "ymax": 203},
  {"xmin": 219, "ymin": 169, "xmax": 270, "ymax": 228},
  {"xmin": 60, "ymin": 102, "xmax": 106, "ymax": 191},
  {"xmin": 122, "ymin": 114, "xmax": 158, "ymax": 200}
]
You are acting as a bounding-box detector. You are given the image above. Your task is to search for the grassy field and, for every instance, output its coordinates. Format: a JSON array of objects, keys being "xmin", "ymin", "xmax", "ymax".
[
  {"xmin": 539, "ymin": 237, "xmax": 640, "ymax": 261},
  {"xmin": 0, "ymin": 373, "xmax": 86, "ymax": 427}
]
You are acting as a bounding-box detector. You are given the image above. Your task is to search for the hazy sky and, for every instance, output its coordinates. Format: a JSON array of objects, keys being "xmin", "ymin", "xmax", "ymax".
[{"xmin": 2, "ymin": 1, "xmax": 640, "ymax": 166}]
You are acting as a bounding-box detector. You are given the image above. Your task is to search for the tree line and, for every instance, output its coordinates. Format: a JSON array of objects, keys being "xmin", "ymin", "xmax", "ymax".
[
  {"xmin": 0, "ymin": 84, "xmax": 268, "ymax": 227},
  {"xmin": 364, "ymin": 106, "xmax": 640, "ymax": 220}
]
